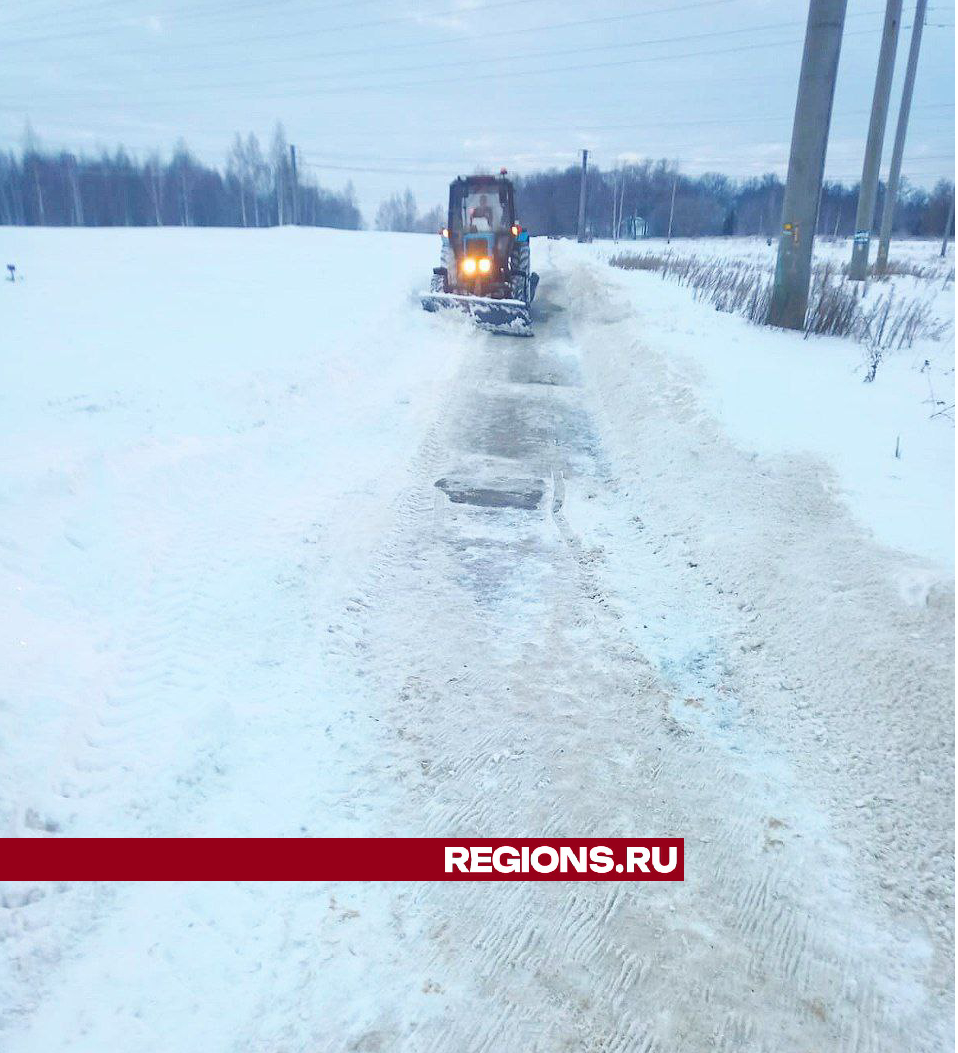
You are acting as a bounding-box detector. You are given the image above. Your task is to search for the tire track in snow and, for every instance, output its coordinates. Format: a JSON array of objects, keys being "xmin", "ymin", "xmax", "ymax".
[
  {"xmin": 0, "ymin": 312, "xmax": 472, "ymax": 1039},
  {"xmin": 323, "ymin": 265, "xmax": 947, "ymax": 1052}
]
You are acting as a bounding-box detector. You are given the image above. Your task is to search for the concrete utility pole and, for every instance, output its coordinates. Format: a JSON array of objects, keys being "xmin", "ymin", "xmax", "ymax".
[
  {"xmin": 666, "ymin": 174, "xmax": 677, "ymax": 244},
  {"xmin": 875, "ymin": 0, "xmax": 927, "ymax": 270},
  {"xmin": 576, "ymin": 149, "xmax": 588, "ymax": 242},
  {"xmin": 848, "ymin": 0, "xmax": 904, "ymax": 279},
  {"xmin": 289, "ymin": 144, "xmax": 299, "ymax": 226},
  {"xmin": 941, "ymin": 194, "xmax": 955, "ymax": 257},
  {"xmin": 768, "ymin": 0, "xmax": 848, "ymax": 330}
]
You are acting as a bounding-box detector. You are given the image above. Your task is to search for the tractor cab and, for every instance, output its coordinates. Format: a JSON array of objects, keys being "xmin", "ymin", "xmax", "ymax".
[{"xmin": 449, "ymin": 176, "xmax": 516, "ymax": 277}]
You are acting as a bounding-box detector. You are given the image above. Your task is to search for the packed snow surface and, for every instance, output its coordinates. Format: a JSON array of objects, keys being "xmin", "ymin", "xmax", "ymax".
[{"xmin": 0, "ymin": 228, "xmax": 953, "ymax": 1052}]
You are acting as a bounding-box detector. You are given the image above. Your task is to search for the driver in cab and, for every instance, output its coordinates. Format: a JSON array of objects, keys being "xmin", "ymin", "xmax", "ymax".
[{"xmin": 469, "ymin": 194, "xmax": 495, "ymax": 231}]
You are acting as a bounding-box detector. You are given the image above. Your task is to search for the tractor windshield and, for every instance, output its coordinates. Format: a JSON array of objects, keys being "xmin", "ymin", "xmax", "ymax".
[
  {"xmin": 448, "ymin": 178, "xmax": 516, "ymax": 235},
  {"xmin": 462, "ymin": 192, "xmax": 504, "ymax": 233}
]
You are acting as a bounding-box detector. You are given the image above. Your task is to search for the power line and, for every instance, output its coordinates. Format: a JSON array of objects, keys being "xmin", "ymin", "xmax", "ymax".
[
  {"xmin": 0, "ymin": 0, "xmax": 648, "ymax": 47},
  {"xmin": 3, "ymin": 24, "xmax": 922, "ymax": 106},
  {"xmin": 297, "ymin": 152, "xmax": 953, "ymax": 179},
  {"xmin": 1, "ymin": 108, "xmax": 949, "ymax": 177},
  {"xmin": 1, "ymin": 17, "xmax": 833, "ymax": 99},
  {"xmin": 5, "ymin": 1, "xmax": 738, "ymax": 81},
  {"xmin": 0, "ymin": 106, "xmax": 949, "ymax": 164},
  {"xmin": 0, "ymin": 0, "xmax": 387, "ymax": 33},
  {"xmin": 7, "ymin": 3, "xmax": 887, "ymax": 88},
  {"xmin": 10, "ymin": 7, "xmax": 954, "ymax": 110},
  {"xmin": 0, "ymin": 0, "xmax": 744, "ymax": 54}
]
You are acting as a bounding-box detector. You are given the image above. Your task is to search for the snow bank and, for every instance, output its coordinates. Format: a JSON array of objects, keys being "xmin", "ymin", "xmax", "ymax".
[
  {"xmin": 548, "ymin": 246, "xmax": 953, "ymax": 962},
  {"xmin": 572, "ymin": 235, "xmax": 955, "ymax": 569}
]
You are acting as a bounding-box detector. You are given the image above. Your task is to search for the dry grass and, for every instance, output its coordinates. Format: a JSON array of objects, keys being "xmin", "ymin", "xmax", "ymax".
[
  {"xmin": 867, "ymin": 259, "xmax": 955, "ymax": 283},
  {"xmin": 609, "ymin": 251, "xmax": 949, "ymax": 353}
]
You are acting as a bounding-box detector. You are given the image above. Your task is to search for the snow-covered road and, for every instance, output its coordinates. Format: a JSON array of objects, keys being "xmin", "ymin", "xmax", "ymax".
[{"xmin": 1, "ymin": 229, "xmax": 953, "ymax": 1051}]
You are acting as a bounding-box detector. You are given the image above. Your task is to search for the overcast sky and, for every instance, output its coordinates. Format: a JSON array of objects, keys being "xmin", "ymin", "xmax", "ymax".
[{"xmin": 1, "ymin": 0, "xmax": 954, "ymax": 222}]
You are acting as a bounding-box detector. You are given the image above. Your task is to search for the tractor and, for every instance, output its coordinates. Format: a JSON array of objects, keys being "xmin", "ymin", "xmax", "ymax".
[{"xmin": 421, "ymin": 171, "xmax": 538, "ymax": 335}]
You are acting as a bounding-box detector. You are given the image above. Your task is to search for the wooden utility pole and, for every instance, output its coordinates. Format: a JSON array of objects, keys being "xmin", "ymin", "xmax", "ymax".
[
  {"xmin": 289, "ymin": 144, "xmax": 299, "ymax": 226},
  {"xmin": 576, "ymin": 149, "xmax": 588, "ymax": 242},
  {"xmin": 617, "ymin": 175, "xmax": 626, "ymax": 241},
  {"xmin": 875, "ymin": 0, "xmax": 927, "ymax": 270},
  {"xmin": 768, "ymin": 0, "xmax": 848, "ymax": 330},
  {"xmin": 848, "ymin": 0, "xmax": 903, "ymax": 279},
  {"xmin": 666, "ymin": 174, "xmax": 677, "ymax": 244},
  {"xmin": 611, "ymin": 168, "xmax": 618, "ymax": 242},
  {"xmin": 941, "ymin": 194, "xmax": 955, "ymax": 257}
]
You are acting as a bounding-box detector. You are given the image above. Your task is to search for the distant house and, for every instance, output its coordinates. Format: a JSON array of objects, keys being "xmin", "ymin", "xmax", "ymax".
[{"xmin": 626, "ymin": 214, "xmax": 649, "ymax": 239}]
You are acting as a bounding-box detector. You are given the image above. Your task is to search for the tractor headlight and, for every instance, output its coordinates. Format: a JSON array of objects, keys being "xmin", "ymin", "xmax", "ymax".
[
  {"xmin": 478, "ymin": 257, "xmax": 491, "ymax": 274},
  {"xmin": 462, "ymin": 257, "xmax": 477, "ymax": 275}
]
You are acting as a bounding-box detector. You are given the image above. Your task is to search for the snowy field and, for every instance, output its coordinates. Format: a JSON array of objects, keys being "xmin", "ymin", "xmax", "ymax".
[{"xmin": 1, "ymin": 227, "xmax": 954, "ymax": 1051}]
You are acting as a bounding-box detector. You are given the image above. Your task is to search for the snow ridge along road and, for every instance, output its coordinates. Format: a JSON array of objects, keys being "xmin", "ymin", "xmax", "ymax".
[{"xmin": 1, "ymin": 229, "xmax": 953, "ymax": 1051}]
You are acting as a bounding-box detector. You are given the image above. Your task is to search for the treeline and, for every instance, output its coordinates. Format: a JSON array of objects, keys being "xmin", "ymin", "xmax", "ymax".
[
  {"xmin": 0, "ymin": 124, "xmax": 361, "ymax": 229},
  {"xmin": 508, "ymin": 160, "xmax": 955, "ymax": 240},
  {"xmin": 3, "ymin": 127, "xmax": 952, "ymax": 240}
]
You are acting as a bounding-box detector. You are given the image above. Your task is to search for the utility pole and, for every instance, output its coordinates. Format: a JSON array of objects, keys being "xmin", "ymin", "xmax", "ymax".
[
  {"xmin": 768, "ymin": 0, "xmax": 848, "ymax": 330},
  {"xmin": 289, "ymin": 144, "xmax": 299, "ymax": 226},
  {"xmin": 617, "ymin": 175, "xmax": 626, "ymax": 241},
  {"xmin": 576, "ymin": 149, "xmax": 588, "ymax": 242},
  {"xmin": 666, "ymin": 174, "xmax": 677, "ymax": 243},
  {"xmin": 848, "ymin": 0, "xmax": 903, "ymax": 279},
  {"xmin": 875, "ymin": 0, "xmax": 927, "ymax": 270},
  {"xmin": 611, "ymin": 168, "xmax": 618, "ymax": 242},
  {"xmin": 941, "ymin": 193, "xmax": 955, "ymax": 258}
]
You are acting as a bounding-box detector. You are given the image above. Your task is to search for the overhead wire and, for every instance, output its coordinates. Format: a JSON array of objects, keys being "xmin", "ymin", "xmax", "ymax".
[
  {"xmin": 1, "ymin": 13, "xmax": 951, "ymax": 108},
  {"xmin": 0, "ymin": 0, "xmax": 744, "ymax": 54},
  {"xmin": 0, "ymin": 0, "xmax": 388, "ymax": 32},
  {"xmin": 1, "ymin": 16, "xmax": 830, "ymax": 99}
]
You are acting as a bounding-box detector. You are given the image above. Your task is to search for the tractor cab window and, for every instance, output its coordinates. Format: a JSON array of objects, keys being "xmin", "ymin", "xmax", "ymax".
[{"xmin": 462, "ymin": 192, "xmax": 504, "ymax": 233}]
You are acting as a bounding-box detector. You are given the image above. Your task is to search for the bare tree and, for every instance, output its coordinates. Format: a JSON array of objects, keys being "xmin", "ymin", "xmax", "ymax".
[
  {"xmin": 23, "ymin": 123, "xmax": 45, "ymax": 225},
  {"xmin": 375, "ymin": 188, "xmax": 419, "ymax": 232},
  {"xmin": 270, "ymin": 123, "xmax": 289, "ymax": 226},
  {"xmin": 171, "ymin": 140, "xmax": 195, "ymax": 226},
  {"xmin": 244, "ymin": 134, "xmax": 267, "ymax": 226},
  {"xmin": 227, "ymin": 134, "xmax": 250, "ymax": 227},
  {"xmin": 144, "ymin": 153, "xmax": 163, "ymax": 225},
  {"xmin": 65, "ymin": 153, "xmax": 84, "ymax": 226}
]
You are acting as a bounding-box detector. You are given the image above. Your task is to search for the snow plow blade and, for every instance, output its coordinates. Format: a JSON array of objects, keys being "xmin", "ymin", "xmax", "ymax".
[{"xmin": 421, "ymin": 292, "xmax": 534, "ymax": 336}]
